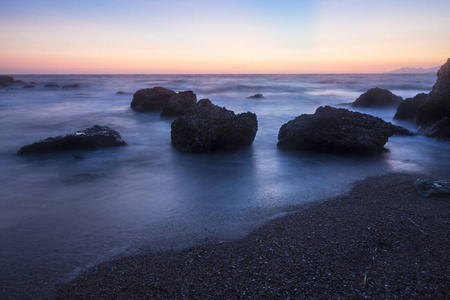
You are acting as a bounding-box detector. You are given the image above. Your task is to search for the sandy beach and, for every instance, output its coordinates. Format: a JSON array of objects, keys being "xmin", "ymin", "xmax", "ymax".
[{"xmin": 50, "ymin": 172, "xmax": 449, "ymax": 299}]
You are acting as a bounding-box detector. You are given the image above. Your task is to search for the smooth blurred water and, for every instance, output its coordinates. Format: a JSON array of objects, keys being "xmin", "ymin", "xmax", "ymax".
[{"xmin": 1, "ymin": 74, "xmax": 449, "ymax": 297}]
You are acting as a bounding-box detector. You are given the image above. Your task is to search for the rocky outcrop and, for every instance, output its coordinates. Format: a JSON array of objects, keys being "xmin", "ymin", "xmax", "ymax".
[
  {"xmin": 171, "ymin": 99, "xmax": 258, "ymax": 152},
  {"xmin": 17, "ymin": 125, "xmax": 126, "ymax": 155},
  {"xmin": 161, "ymin": 91, "xmax": 197, "ymax": 117},
  {"xmin": 0, "ymin": 75, "xmax": 14, "ymax": 85},
  {"xmin": 393, "ymin": 93, "xmax": 429, "ymax": 121},
  {"xmin": 416, "ymin": 58, "xmax": 450, "ymax": 125},
  {"xmin": 351, "ymin": 87, "xmax": 403, "ymax": 108},
  {"xmin": 277, "ymin": 106, "xmax": 393, "ymax": 154},
  {"xmin": 247, "ymin": 94, "xmax": 264, "ymax": 99},
  {"xmin": 421, "ymin": 117, "xmax": 450, "ymax": 139}
]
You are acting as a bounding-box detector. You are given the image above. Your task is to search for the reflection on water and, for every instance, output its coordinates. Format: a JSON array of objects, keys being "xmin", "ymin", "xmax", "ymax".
[{"xmin": 0, "ymin": 74, "xmax": 449, "ymax": 297}]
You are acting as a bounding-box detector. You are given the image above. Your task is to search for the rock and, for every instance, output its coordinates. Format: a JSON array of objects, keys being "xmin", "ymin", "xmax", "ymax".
[
  {"xmin": 393, "ymin": 93, "xmax": 429, "ymax": 121},
  {"xmin": 247, "ymin": 94, "xmax": 264, "ymax": 99},
  {"xmin": 44, "ymin": 83, "xmax": 59, "ymax": 88},
  {"xmin": 63, "ymin": 84, "xmax": 80, "ymax": 88},
  {"xmin": 161, "ymin": 91, "xmax": 197, "ymax": 117},
  {"xmin": 17, "ymin": 125, "xmax": 126, "ymax": 155},
  {"xmin": 171, "ymin": 99, "xmax": 258, "ymax": 152},
  {"xmin": 416, "ymin": 58, "xmax": 450, "ymax": 125},
  {"xmin": 351, "ymin": 87, "xmax": 403, "ymax": 108},
  {"xmin": 116, "ymin": 91, "xmax": 129, "ymax": 95},
  {"xmin": 277, "ymin": 106, "xmax": 393, "ymax": 154},
  {"xmin": 131, "ymin": 87, "xmax": 177, "ymax": 112},
  {"xmin": 421, "ymin": 117, "xmax": 450, "ymax": 139},
  {"xmin": 391, "ymin": 125, "xmax": 415, "ymax": 136},
  {"xmin": 23, "ymin": 85, "xmax": 35, "ymax": 89},
  {"xmin": 414, "ymin": 179, "xmax": 450, "ymax": 198},
  {"xmin": 0, "ymin": 75, "xmax": 14, "ymax": 84}
]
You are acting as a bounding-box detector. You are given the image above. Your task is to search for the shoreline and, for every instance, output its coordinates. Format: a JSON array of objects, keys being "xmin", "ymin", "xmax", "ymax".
[{"xmin": 49, "ymin": 172, "xmax": 449, "ymax": 299}]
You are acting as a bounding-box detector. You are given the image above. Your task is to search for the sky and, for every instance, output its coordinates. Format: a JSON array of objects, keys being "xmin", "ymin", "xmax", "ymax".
[{"xmin": 0, "ymin": 0, "xmax": 449, "ymax": 74}]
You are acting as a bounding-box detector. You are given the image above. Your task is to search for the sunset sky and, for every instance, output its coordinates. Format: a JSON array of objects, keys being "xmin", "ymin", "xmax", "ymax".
[{"xmin": 1, "ymin": 0, "xmax": 449, "ymax": 74}]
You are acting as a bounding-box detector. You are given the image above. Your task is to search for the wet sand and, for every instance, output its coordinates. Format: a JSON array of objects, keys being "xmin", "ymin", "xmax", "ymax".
[{"xmin": 51, "ymin": 173, "xmax": 449, "ymax": 299}]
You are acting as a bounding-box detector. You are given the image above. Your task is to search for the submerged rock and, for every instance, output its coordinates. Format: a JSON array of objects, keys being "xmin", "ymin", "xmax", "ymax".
[
  {"xmin": 171, "ymin": 99, "xmax": 258, "ymax": 152},
  {"xmin": 161, "ymin": 91, "xmax": 197, "ymax": 117},
  {"xmin": 416, "ymin": 58, "xmax": 450, "ymax": 126},
  {"xmin": 247, "ymin": 94, "xmax": 264, "ymax": 99},
  {"xmin": 44, "ymin": 83, "xmax": 59, "ymax": 88},
  {"xmin": 23, "ymin": 85, "xmax": 35, "ymax": 89},
  {"xmin": 394, "ymin": 93, "xmax": 429, "ymax": 121},
  {"xmin": 63, "ymin": 84, "xmax": 80, "ymax": 88},
  {"xmin": 277, "ymin": 106, "xmax": 393, "ymax": 154},
  {"xmin": 17, "ymin": 125, "xmax": 126, "ymax": 155},
  {"xmin": 414, "ymin": 179, "xmax": 450, "ymax": 198},
  {"xmin": 351, "ymin": 87, "xmax": 403, "ymax": 108},
  {"xmin": 391, "ymin": 125, "xmax": 415, "ymax": 136}
]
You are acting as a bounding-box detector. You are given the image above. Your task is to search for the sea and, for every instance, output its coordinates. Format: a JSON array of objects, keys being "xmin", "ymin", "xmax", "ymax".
[{"xmin": 1, "ymin": 74, "xmax": 449, "ymax": 297}]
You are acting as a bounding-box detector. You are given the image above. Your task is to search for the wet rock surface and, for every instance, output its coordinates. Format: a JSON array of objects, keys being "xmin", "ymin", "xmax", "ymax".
[
  {"xmin": 351, "ymin": 87, "xmax": 403, "ymax": 108},
  {"xmin": 171, "ymin": 99, "xmax": 258, "ymax": 152},
  {"xmin": 17, "ymin": 125, "xmax": 126, "ymax": 155},
  {"xmin": 277, "ymin": 106, "xmax": 393, "ymax": 154},
  {"xmin": 414, "ymin": 179, "xmax": 450, "ymax": 198}
]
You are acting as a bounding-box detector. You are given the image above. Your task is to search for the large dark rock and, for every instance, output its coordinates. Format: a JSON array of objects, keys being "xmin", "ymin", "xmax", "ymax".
[
  {"xmin": 351, "ymin": 87, "xmax": 403, "ymax": 108},
  {"xmin": 393, "ymin": 93, "xmax": 429, "ymax": 121},
  {"xmin": 160, "ymin": 91, "xmax": 197, "ymax": 117},
  {"xmin": 416, "ymin": 58, "xmax": 450, "ymax": 125},
  {"xmin": 171, "ymin": 99, "xmax": 258, "ymax": 152},
  {"xmin": 277, "ymin": 106, "xmax": 393, "ymax": 154},
  {"xmin": 131, "ymin": 87, "xmax": 177, "ymax": 112},
  {"xmin": 17, "ymin": 125, "xmax": 126, "ymax": 155}
]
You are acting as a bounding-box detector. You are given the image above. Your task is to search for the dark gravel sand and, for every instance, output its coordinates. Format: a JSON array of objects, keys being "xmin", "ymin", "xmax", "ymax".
[{"xmin": 51, "ymin": 173, "xmax": 449, "ymax": 299}]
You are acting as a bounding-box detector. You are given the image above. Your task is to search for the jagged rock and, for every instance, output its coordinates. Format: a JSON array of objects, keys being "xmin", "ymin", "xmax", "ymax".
[
  {"xmin": 171, "ymin": 99, "xmax": 258, "ymax": 152},
  {"xmin": 414, "ymin": 179, "xmax": 450, "ymax": 198},
  {"xmin": 44, "ymin": 84, "xmax": 59, "ymax": 88},
  {"xmin": 416, "ymin": 58, "xmax": 450, "ymax": 125},
  {"xmin": 351, "ymin": 87, "xmax": 403, "ymax": 108},
  {"xmin": 17, "ymin": 125, "xmax": 126, "ymax": 155},
  {"xmin": 161, "ymin": 91, "xmax": 197, "ymax": 117},
  {"xmin": 277, "ymin": 106, "xmax": 393, "ymax": 154},
  {"xmin": 247, "ymin": 94, "xmax": 264, "ymax": 99},
  {"xmin": 131, "ymin": 87, "xmax": 177, "ymax": 112},
  {"xmin": 394, "ymin": 93, "xmax": 429, "ymax": 121}
]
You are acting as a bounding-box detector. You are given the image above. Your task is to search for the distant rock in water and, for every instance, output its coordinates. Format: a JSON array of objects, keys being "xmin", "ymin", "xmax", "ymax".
[
  {"xmin": 131, "ymin": 87, "xmax": 177, "ymax": 112},
  {"xmin": 63, "ymin": 84, "xmax": 80, "ymax": 88},
  {"xmin": 394, "ymin": 93, "xmax": 429, "ymax": 122},
  {"xmin": 277, "ymin": 106, "xmax": 393, "ymax": 154},
  {"xmin": 23, "ymin": 85, "xmax": 35, "ymax": 89},
  {"xmin": 351, "ymin": 87, "xmax": 403, "ymax": 108},
  {"xmin": 161, "ymin": 91, "xmax": 197, "ymax": 117},
  {"xmin": 116, "ymin": 91, "xmax": 129, "ymax": 95},
  {"xmin": 171, "ymin": 99, "xmax": 258, "ymax": 152},
  {"xmin": 131, "ymin": 87, "xmax": 198, "ymax": 116},
  {"xmin": 44, "ymin": 83, "xmax": 60, "ymax": 88},
  {"xmin": 416, "ymin": 58, "xmax": 450, "ymax": 126},
  {"xmin": 247, "ymin": 94, "xmax": 264, "ymax": 99},
  {"xmin": 0, "ymin": 76, "xmax": 14, "ymax": 85},
  {"xmin": 17, "ymin": 125, "xmax": 126, "ymax": 155}
]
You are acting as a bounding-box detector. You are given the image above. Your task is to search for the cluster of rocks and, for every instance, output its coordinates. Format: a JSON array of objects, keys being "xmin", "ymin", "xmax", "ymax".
[
  {"xmin": 393, "ymin": 58, "xmax": 450, "ymax": 139},
  {"xmin": 0, "ymin": 75, "xmax": 79, "ymax": 89},
  {"xmin": 130, "ymin": 87, "xmax": 197, "ymax": 117},
  {"xmin": 14, "ymin": 58, "xmax": 450, "ymax": 157}
]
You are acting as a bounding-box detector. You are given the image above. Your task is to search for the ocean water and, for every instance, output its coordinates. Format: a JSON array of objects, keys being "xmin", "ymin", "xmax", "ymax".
[{"xmin": 1, "ymin": 74, "xmax": 449, "ymax": 297}]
